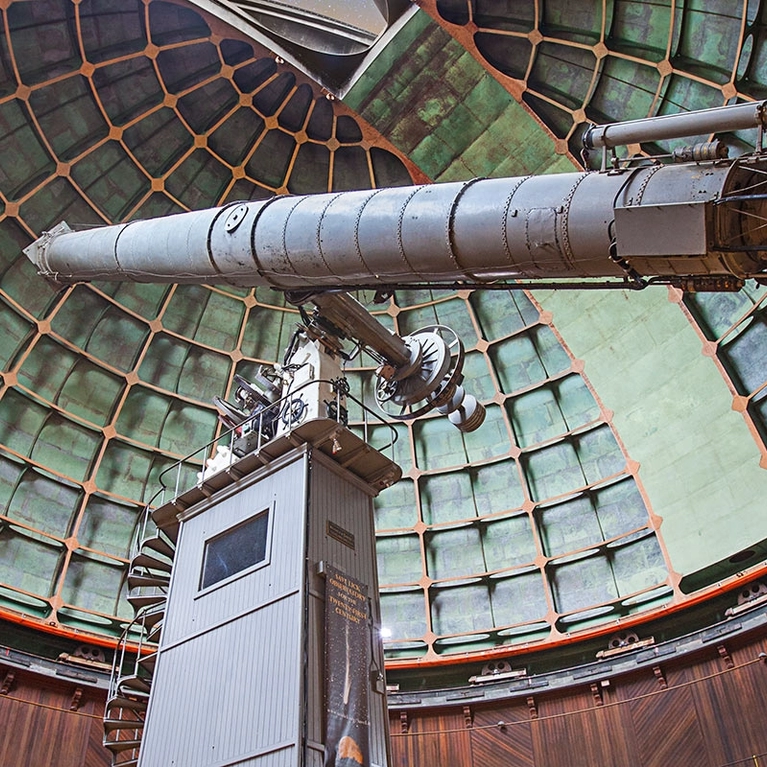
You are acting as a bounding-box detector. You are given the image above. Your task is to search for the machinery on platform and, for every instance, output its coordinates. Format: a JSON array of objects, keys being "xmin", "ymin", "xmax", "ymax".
[{"xmin": 209, "ymin": 288, "xmax": 485, "ymax": 471}]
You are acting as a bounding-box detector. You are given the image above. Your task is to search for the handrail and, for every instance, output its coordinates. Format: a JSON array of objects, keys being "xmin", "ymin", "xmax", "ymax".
[
  {"xmin": 107, "ymin": 611, "xmax": 155, "ymax": 702},
  {"xmin": 141, "ymin": 375, "xmax": 399, "ymax": 514}
]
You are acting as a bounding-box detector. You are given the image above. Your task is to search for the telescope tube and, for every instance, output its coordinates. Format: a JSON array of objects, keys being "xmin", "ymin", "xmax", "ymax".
[{"xmin": 24, "ymin": 156, "xmax": 767, "ymax": 288}]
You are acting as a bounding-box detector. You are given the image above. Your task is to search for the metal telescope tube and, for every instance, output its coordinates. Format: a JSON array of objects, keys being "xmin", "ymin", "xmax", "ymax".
[
  {"xmin": 23, "ymin": 156, "xmax": 767, "ymax": 288},
  {"xmin": 582, "ymin": 101, "xmax": 767, "ymax": 149}
]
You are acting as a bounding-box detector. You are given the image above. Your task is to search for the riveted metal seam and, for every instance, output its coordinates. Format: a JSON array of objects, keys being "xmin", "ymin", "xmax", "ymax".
[
  {"xmin": 397, "ymin": 185, "xmax": 428, "ymax": 280},
  {"xmin": 249, "ymin": 194, "xmax": 290, "ymax": 285},
  {"xmin": 281, "ymin": 196, "xmax": 307, "ymax": 278},
  {"xmin": 633, "ymin": 164, "xmax": 664, "ymax": 206},
  {"xmin": 315, "ymin": 191, "xmax": 345, "ymax": 279},
  {"xmin": 206, "ymin": 201, "xmax": 247, "ymax": 286},
  {"xmin": 446, "ymin": 177, "xmax": 487, "ymax": 282},
  {"xmin": 353, "ymin": 188, "xmax": 386, "ymax": 280},
  {"xmin": 503, "ymin": 175, "xmax": 533, "ymax": 278},
  {"xmin": 111, "ymin": 222, "xmax": 132, "ymax": 278},
  {"xmin": 560, "ymin": 172, "xmax": 590, "ymax": 271}
]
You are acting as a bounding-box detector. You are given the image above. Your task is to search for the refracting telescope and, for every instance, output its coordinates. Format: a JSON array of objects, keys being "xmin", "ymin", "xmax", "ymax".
[{"xmin": 23, "ymin": 102, "xmax": 767, "ymax": 433}]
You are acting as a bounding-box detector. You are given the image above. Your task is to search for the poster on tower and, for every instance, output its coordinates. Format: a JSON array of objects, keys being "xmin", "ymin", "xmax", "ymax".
[{"xmin": 324, "ymin": 565, "xmax": 370, "ymax": 767}]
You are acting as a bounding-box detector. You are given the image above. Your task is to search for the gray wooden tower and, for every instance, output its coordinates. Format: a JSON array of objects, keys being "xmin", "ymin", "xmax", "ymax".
[{"xmin": 119, "ymin": 414, "xmax": 400, "ymax": 767}]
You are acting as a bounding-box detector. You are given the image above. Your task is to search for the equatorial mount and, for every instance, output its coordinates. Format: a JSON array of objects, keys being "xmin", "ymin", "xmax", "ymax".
[{"xmin": 374, "ymin": 325, "xmax": 485, "ymax": 432}]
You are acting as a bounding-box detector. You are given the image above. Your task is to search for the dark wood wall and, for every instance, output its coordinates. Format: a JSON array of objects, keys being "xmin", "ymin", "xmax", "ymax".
[
  {"xmin": 2, "ymin": 629, "xmax": 766, "ymax": 767},
  {"xmin": 389, "ymin": 633, "xmax": 767, "ymax": 767},
  {"xmin": 0, "ymin": 666, "xmax": 111, "ymax": 767}
]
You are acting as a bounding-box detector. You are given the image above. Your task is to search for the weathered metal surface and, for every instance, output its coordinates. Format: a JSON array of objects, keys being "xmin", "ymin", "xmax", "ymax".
[{"xmin": 24, "ymin": 157, "xmax": 767, "ymax": 288}]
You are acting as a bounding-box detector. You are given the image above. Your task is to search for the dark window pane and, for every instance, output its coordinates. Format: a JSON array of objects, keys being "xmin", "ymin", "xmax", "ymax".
[{"xmin": 201, "ymin": 509, "xmax": 269, "ymax": 589}]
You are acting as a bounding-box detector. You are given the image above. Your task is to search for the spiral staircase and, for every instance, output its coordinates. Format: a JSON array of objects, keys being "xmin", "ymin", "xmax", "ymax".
[{"xmin": 101, "ymin": 506, "xmax": 179, "ymax": 767}]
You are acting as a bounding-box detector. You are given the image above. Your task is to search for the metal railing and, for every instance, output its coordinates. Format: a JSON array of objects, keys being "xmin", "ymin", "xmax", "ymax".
[
  {"xmin": 158, "ymin": 376, "xmax": 398, "ymax": 504},
  {"xmin": 132, "ymin": 375, "xmax": 399, "ymax": 546},
  {"xmin": 107, "ymin": 611, "xmax": 158, "ymax": 703}
]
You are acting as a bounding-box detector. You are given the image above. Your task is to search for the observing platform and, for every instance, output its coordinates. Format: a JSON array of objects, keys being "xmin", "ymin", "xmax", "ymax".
[{"xmin": 151, "ymin": 418, "xmax": 402, "ymax": 537}]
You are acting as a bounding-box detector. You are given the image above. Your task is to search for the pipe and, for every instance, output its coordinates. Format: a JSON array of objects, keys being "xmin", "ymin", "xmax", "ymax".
[
  {"xmin": 583, "ymin": 101, "xmax": 767, "ymax": 149},
  {"xmin": 308, "ymin": 292, "xmax": 411, "ymax": 367}
]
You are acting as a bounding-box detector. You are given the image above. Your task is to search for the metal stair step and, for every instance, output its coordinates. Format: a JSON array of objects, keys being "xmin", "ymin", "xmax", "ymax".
[
  {"xmin": 127, "ymin": 593, "xmax": 167, "ymax": 611},
  {"xmin": 103, "ymin": 718, "xmax": 144, "ymax": 733},
  {"xmin": 142, "ymin": 535, "xmax": 175, "ymax": 559},
  {"xmin": 127, "ymin": 572, "xmax": 170, "ymax": 589},
  {"xmin": 131, "ymin": 552, "xmax": 173, "ymax": 572},
  {"xmin": 150, "ymin": 505, "xmax": 180, "ymax": 543},
  {"xmin": 105, "ymin": 695, "xmax": 148, "ymax": 713},
  {"xmin": 138, "ymin": 652, "xmax": 157, "ymax": 674},
  {"xmin": 104, "ymin": 738, "xmax": 142, "ymax": 753},
  {"xmin": 118, "ymin": 675, "xmax": 152, "ymax": 694},
  {"xmin": 146, "ymin": 623, "xmax": 163, "ymax": 644},
  {"xmin": 139, "ymin": 608, "xmax": 165, "ymax": 630}
]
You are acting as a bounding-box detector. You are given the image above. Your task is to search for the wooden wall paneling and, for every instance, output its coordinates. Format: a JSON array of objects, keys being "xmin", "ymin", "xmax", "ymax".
[
  {"xmin": 1, "ymin": 631, "xmax": 761, "ymax": 767},
  {"xmin": 427, "ymin": 709, "xmax": 472, "ymax": 766},
  {"xmin": 530, "ymin": 704, "xmax": 573, "ymax": 766},
  {"xmin": 729, "ymin": 640, "xmax": 767, "ymax": 758},
  {"xmin": 574, "ymin": 690, "xmax": 636, "ymax": 767},
  {"xmin": 471, "ymin": 699, "xmax": 535, "ymax": 767},
  {"xmin": 690, "ymin": 644, "xmax": 767, "ymax": 765},
  {"xmin": 0, "ymin": 668, "xmax": 111, "ymax": 767},
  {"xmin": 387, "ymin": 631, "xmax": 767, "ymax": 767},
  {"xmin": 528, "ymin": 691, "xmax": 570, "ymax": 766},
  {"xmin": 389, "ymin": 709, "xmax": 472, "ymax": 767},
  {"xmin": 388, "ymin": 710, "xmax": 412, "ymax": 767},
  {"xmin": 628, "ymin": 671, "xmax": 710, "ymax": 767},
  {"xmin": 528, "ymin": 687, "xmax": 637, "ymax": 767},
  {"xmin": 85, "ymin": 713, "xmax": 113, "ymax": 767}
]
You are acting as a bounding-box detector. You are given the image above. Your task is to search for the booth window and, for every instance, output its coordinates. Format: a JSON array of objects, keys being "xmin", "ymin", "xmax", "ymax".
[{"xmin": 201, "ymin": 509, "xmax": 270, "ymax": 590}]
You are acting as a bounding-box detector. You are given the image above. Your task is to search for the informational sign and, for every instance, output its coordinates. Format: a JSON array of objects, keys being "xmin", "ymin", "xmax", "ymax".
[{"xmin": 324, "ymin": 565, "xmax": 370, "ymax": 767}]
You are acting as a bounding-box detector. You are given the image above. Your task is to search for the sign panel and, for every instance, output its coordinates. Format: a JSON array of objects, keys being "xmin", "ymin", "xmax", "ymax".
[{"xmin": 324, "ymin": 565, "xmax": 370, "ymax": 767}]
